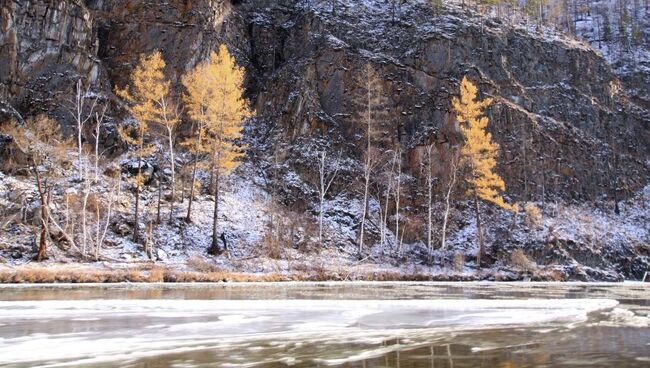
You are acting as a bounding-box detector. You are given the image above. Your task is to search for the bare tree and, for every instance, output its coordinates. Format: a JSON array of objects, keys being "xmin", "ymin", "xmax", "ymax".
[
  {"xmin": 317, "ymin": 150, "xmax": 341, "ymax": 245},
  {"xmin": 81, "ymin": 164, "xmax": 91, "ymax": 255},
  {"xmin": 70, "ymin": 78, "xmax": 98, "ymax": 182},
  {"xmin": 4, "ymin": 116, "xmax": 72, "ymax": 260},
  {"xmin": 160, "ymin": 103, "xmax": 180, "ymax": 222},
  {"xmin": 359, "ymin": 149, "xmax": 374, "ymax": 255},
  {"xmin": 92, "ymin": 105, "xmax": 108, "ymax": 182},
  {"xmin": 394, "ymin": 148, "xmax": 403, "ymax": 255},
  {"xmin": 355, "ymin": 63, "xmax": 387, "ymax": 255},
  {"xmin": 424, "ymin": 144, "xmax": 436, "ymax": 260},
  {"xmin": 440, "ymin": 150, "xmax": 459, "ymax": 251},
  {"xmin": 379, "ymin": 152, "xmax": 397, "ymax": 247},
  {"xmin": 96, "ymin": 174, "xmax": 121, "ymax": 260}
]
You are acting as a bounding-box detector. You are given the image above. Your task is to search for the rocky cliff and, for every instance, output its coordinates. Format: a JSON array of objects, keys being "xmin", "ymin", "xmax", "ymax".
[{"xmin": 0, "ymin": 0, "xmax": 648, "ymax": 281}]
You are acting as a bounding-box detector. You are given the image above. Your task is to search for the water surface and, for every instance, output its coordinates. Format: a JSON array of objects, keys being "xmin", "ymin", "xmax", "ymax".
[{"xmin": 0, "ymin": 282, "xmax": 648, "ymax": 367}]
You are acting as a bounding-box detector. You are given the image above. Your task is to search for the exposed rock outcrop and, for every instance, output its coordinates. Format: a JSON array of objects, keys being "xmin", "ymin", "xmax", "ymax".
[{"xmin": 0, "ymin": 0, "xmax": 648, "ymax": 280}]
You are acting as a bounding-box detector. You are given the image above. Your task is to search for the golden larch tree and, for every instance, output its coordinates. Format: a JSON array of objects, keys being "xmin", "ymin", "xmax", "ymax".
[
  {"xmin": 453, "ymin": 76, "xmax": 517, "ymax": 267},
  {"xmin": 117, "ymin": 51, "xmax": 170, "ymax": 243},
  {"xmin": 182, "ymin": 62, "xmax": 212, "ymax": 223},
  {"xmin": 183, "ymin": 44, "xmax": 252, "ymax": 255}
]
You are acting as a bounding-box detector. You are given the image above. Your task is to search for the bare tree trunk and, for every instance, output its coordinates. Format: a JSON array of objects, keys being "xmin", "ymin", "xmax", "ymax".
[
  {"xmin": 76, "ymin": 80, "xmax": 84, "ymax": 182},
  {"xmin": 319, "ymin": 152, "xmax": 325, "ymax": 245},
  {"xmin": 72, "ymin": 79, "xmax": 97, "ymax": 182},
  {"xmin": 167, "ymin": 127, "xmax": 176, "ymax": 223},
  {"xmin": 317, "ymin": 151, "xmax": 340, "ymax": 246},
  {"xmin": 426, "ymin": 145, "xmax": 434, "ymax": 260},
  {"xmin": 156, "ymin": 182, "xmax": 162, "ymax": 224},
  {"xmin": 145, "ymin": 221, "xmax": 154, "ymax": 260},
  {"xmin": 474, "ymin": 194, "xmax": 485, "ymax": 268},
  {"xmin": 209, "ymin": 166, "xmax": 221, "ymax": 255},
  {"xmin": 381, "ymin": 162, "xmax": 394, "ymax": 247},
  {"xmin": 186, "ymin": 156, "xmax": 198, "ymax": 222},
  {"xmin": 133, "ymin": 157, "xmax": 142, "ymax": 243},
  {"xmin": 64, "ymin": 194, "xmax": 70, "ymax": 233},
  {"xmin": 94, "ymin": 200, "xmax": 100, "ymax": 260},
  {"xmin": 94, "ymin": 119, "xmax": 100, "ymax": 182},
  {"xmin": 359, "ymin": 155, "xmax": 370, "ymax": 256},
  {"xmin": 441, "ymin": 156, "xmax": 458, "ymax": 250},
  {"xmin": 82, "ymin": 171, "xmax": 90, "ymax": 255},
  {"xmin": 180, "ymin": 176, "xmax": 185, "ymax": 203},
  {"xmin": 93, "ymin": 107, "xmax": 106, "ymax": 183},
  {"xmin": 35, "ymin": 165, "xmax": 48, "ymax": 261},
  {"xmin": 319, "ymin": 191, "xmax": 325, "ymax": 245},
  {"xmin": 97, "ymin": 176, "xmax": 121, "ymax": 261},
  {"xmin": 395, "ymin": 150, "xmax": 402, "ymax": 256}
]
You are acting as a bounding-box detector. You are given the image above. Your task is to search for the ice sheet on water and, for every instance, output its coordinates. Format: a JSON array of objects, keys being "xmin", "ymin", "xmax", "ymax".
[{"xmin": 0, "ymin": 298, "xmax": 618, "ymax": 367}]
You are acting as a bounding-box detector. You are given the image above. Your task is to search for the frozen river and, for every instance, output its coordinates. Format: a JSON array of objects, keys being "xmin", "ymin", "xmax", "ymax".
[{"xmin": 0, "ymin": 282, "xmax": 648, "ymax": 367}]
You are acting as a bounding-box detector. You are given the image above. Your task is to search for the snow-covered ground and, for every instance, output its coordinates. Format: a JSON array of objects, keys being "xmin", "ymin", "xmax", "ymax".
[
  {"xmin": 1, "ymin": 0, "xmax": 648, "ymax": 282},
  {"xmin": 2, "ymin": 151, "xmax": 648, "ymax": 281}
]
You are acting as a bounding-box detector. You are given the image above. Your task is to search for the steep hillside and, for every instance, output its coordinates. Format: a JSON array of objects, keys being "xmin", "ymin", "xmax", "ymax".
[{"xmin": 0, "ymin": 0, "xmax": 648, "ymax": 281}]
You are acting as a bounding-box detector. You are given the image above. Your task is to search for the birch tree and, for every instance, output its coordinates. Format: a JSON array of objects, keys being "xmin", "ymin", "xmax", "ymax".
[
  {"xmin": 161, "ymin": 103, "xmax": 180, "ymax": 222},
  {"xmin": 394, "ymin": 148, "xmax": 403, "ymax": 256},
  {"xmin": 317, "ymin": 150, "xmax": 341, "ymax": 245},
  {"xmin": 70, "ymin": 78, "xmax": 98, "ymax": 182},
  {"xmin": 440, "ymin": 150, "xmax": 459, "ymax": 251},
  {"xmin": 374, "ymin": 155, "xmax": 396, "ymax": 248},
  {"xmin": 92, "ymin": 105, "xmax": 108, "ymax": 183},
  {"xmin": 453, "ymin": 76, "xmax": 517, "ymax": 267},
  {"xmin": 96, "ymin": 174, "xmax": 121, "ymax": 260}
]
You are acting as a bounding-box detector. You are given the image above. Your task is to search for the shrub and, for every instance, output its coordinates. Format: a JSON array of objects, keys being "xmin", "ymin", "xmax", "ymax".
[
  {"xmin": 510, "ymin": 249, "xmax": 537, "ymax": 272},
  {"xmin": 261, "ymin": 230, "xmax": 282, "ymax": 259},
  {"xmin": 148, "ymin": 266, "xmax": 165, "ymax": 282},
  {"xmin": 186, "ymin": 256, "xmax": 222, "ymax": 272},
  {"xmin": 524, "ymin": 202, "xmax": 542, "ymax": 228},
  {"xmin": 453, "ymin": 253, "xmax": 465, "ymax": 271}
]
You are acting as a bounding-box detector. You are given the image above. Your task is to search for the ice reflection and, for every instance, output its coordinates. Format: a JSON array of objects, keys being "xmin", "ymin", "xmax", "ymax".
[{"xmin": 0, "ymin": 282, "xmax": 648, "ymax": 368}]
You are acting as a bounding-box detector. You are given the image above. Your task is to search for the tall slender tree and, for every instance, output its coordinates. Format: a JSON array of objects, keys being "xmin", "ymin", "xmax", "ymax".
[
  {"xmin": 70, "ymin": 78, "xmax": 98, "ymax": 182},
  {"xmin": 424, "ymin": 143, "xmax": 435, "ymax": 260},
  {"xmin": 354, "ymin": 63, "xmax": 387, "ymax": 256},
  {"xmin": 183, "ymin": 45, "xmax": 252, "ymax": 255},
  {"xmin": 160, "ymin": 102, "xmax": 180, "ymax": 222},
  {"xmin": 182, "ymin": 64, "xmax": 211, "ymax": 224},
  {"xmin": 317, "ymin": 150, "xmax": 341, "ymax": 246},
  {"xmin": 453, "ymin": 76, "xmax": 517, "ymax": 268},
  {"xmin": 117, "ymin": 51, "xmax": 171, "ymax": 243},
  {"xmin": 440, "ymin": 150, "xmax": 459, "ymax": 251}
]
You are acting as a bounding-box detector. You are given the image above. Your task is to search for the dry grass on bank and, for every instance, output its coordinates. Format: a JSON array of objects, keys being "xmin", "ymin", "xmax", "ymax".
[
  {"xmin": 0, "ymin": 265, "xmax": 288, "ymax": 284},
  {"xmin": 0, "ymin": 261, "xmax": 569, "ymax": 284}
]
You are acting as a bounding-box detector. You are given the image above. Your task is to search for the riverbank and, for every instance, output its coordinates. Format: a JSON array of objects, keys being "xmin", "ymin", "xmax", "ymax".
[{"xmin": 0, "ymin": 260, "xmax": 579, "ymax": 284}]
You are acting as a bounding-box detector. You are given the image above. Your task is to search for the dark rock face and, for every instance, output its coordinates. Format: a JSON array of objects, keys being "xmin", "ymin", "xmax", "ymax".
[
  {"xmin": 0, "ymin": 0, "xmax": 100, "ymax": 126},
  {"xmin": 1, "ymin": 0, "xmax": 649, "ymax": 279},
  {"xmin": 3, "ymin": 0, "xmax": 648, "ymax": 203},
  {"xmin": 242, "ymin": 2, "xmax": 650, "ymax": 205},
  {"xmin": 88, "ymin": 0, "xmax": 245, "ymax": 89}
]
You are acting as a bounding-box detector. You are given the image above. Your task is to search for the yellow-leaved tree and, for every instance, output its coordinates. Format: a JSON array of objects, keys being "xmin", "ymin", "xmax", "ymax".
[
  {"xmin": 181, "ymin": 62, "xmax": 212, "ymax": 224},
  {"xmin": 453, "ymin": 76, "xmax": 518, "ymax": 267},
  {"xmin": 117, "ymin": 51, "xmax": 171, "ymax": 243},
  {"xmin": 183, "ymin": 44, "xmax": 252, "ymax": 255}
]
